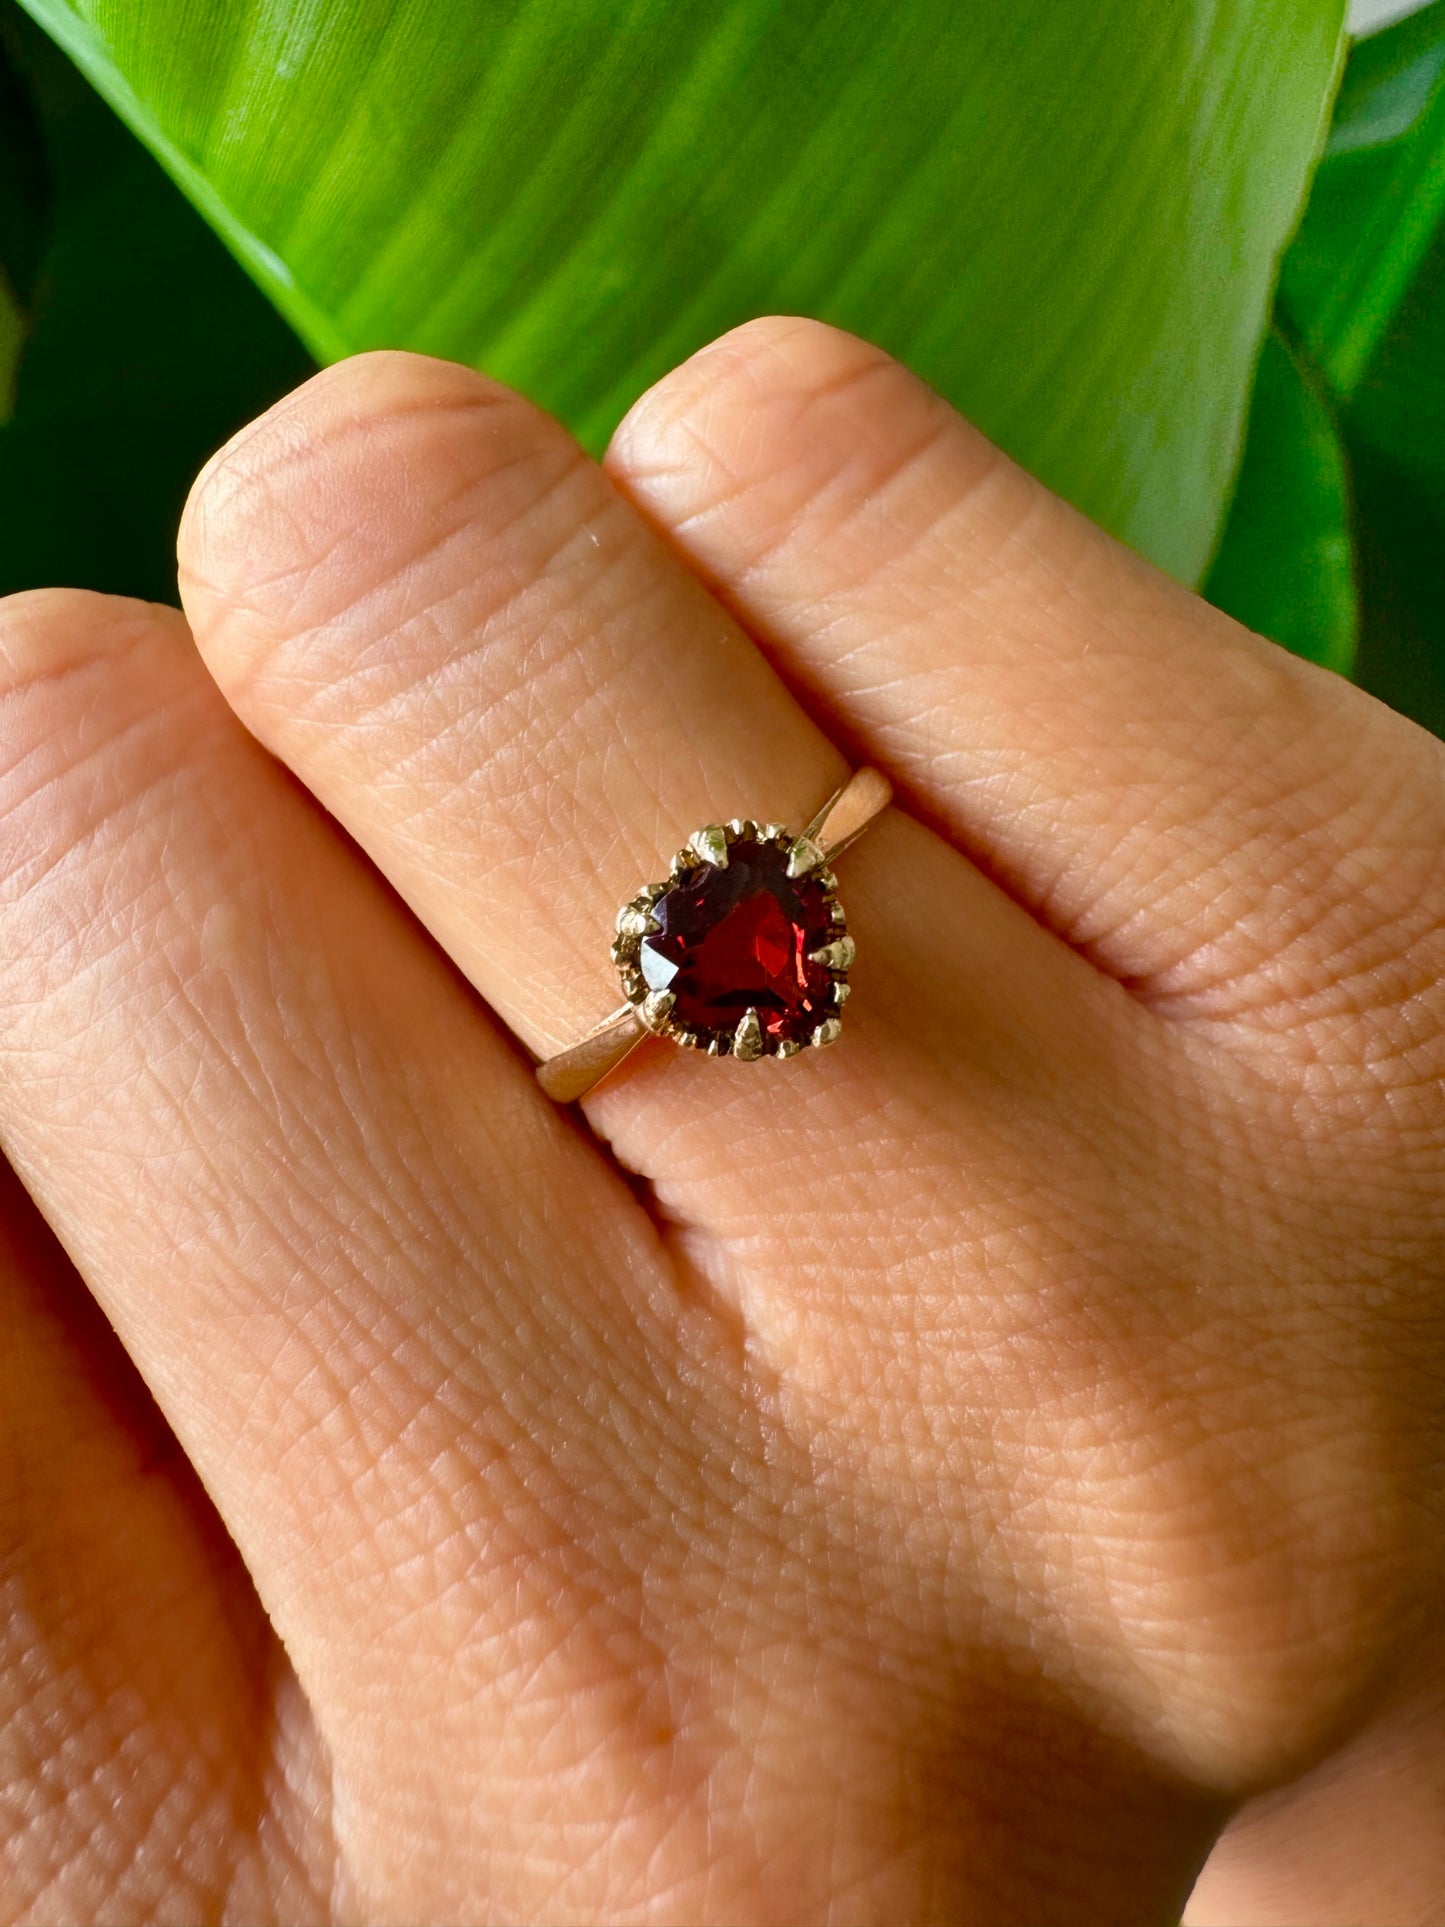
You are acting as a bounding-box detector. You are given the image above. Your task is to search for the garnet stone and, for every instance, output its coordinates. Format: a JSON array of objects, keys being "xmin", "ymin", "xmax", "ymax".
[{"xmin": 613, "ymin": 823, "xmax": 850, "ymax": 1057}]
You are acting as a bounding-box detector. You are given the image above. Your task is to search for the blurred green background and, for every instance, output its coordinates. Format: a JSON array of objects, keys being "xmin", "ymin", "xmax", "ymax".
[{"xmin": 2, "ymin": 0, "xmax": 1444, "ymax": 736}]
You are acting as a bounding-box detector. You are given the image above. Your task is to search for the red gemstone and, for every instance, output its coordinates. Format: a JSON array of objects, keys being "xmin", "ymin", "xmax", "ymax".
[{"xmin": 640, "ymin": 837, "xmax": 839, "ymax": 1045}]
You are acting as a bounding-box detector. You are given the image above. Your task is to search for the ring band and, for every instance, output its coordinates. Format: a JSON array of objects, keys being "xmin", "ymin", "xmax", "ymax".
[{"xmin": 536, "ymin": 766, "xmax": 892, "ymax": 1102}]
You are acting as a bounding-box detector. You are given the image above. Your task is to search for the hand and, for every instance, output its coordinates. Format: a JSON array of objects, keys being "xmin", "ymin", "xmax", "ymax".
[{"xmin": 3, "ymin": 318, "xmax": 1442, "ymax": 1926}]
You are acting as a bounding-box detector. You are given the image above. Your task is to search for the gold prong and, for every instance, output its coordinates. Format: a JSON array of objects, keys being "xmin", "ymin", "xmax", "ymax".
[
  {"xmin": 830, "ymin": 902, "xmax": 848, "ymax": 925},
  {"xmin": 640, "ymin": 990, "xmax": 676, "ymax": 1032},
  {"xmin": 689, "ymin": 824, "xmax": 729, "ymax": 868},
  {"xmin": 830, "ymin": 980, "xmax": 852, "ymax": 1006},
  {"xmin": 733, "ymin": 1008, "xmax": 764, "ymax": 1061},
  {"xmin": 616, "ymin": 902, "xmax": 661, "ymax": 938},
  {"xmin": 775, "ymin": 1038, "xmax": 802, "ymax": 1058},
  {"xmin": 762, "ymin": 822, "xmax": 789, "ymax": 841},
  {"xmin": 786, "ymin": 836, "xmax": 825, "ymax": 878},
  {"xmin": 705, "ymin": 1035, "xmax": 730, "ymax": 1057},
  {"xmin": 808, "ymin": 936, "xmax": 856, "ymax": 971},
  {"xmin": 811, "ymin": 1016, "xmax": 843, "ymax": 1049}
]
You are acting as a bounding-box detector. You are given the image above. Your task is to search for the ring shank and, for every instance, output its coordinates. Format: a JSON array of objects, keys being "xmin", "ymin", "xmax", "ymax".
[
  {"xmin": 535, "ymin": 766, "xmax": 891, "ymax": 1102},
  {"xmin": 536, "ymin": 1003, "xmax": 644, "ymax": 1103},
  {"xmin": 801, "ymin": 764, "xmax": 892, "ymax": 861}
]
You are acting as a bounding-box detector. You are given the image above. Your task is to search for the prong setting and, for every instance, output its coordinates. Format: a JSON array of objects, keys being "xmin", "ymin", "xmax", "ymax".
[
  {"xmin": 785, "ymin": 836, "xmax": 825, "ymax": 878},
  {"xmin": 808, "ymin": 935, "xmax": 856, "ymax": 972},
  {"xmin": 689, "ymin": 823, "xmax": 730, "ymax": 869},
  {"xmin": 640, "ymin": 989, "xmax": 677, "ymax": 1031},
  {"xmin": 611, "ymin": 817, "xmax": 853, "ymax": 1061},
  {"xmin": 615, "ymin": 903, "xmax": 661, "ymax": 938},
  {"xmin": 733, "ymin": 1008, "xmax": 765, "ymax": 1061}
]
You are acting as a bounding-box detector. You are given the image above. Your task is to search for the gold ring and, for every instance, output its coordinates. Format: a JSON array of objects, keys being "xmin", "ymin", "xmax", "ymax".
[{"xmin": 536, "ymin": 767, "xmax": 892, "ymax": 1102}]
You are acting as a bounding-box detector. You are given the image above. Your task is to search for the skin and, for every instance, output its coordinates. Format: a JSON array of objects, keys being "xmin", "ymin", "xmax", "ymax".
[{"xmin": 0, "ymin": 315, "xmax": 1442, "ymax": 1925}]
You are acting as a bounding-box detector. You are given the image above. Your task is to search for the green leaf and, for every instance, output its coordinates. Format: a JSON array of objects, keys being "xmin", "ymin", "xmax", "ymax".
[
  {"xmin": 14, "ymin": 0, "xmax": 1345, "ymax": 587},
  {"xmin": 1326, "ymin": 1, "xmax": 1445, "ymax": 152},
  {"xmin": 1280, "ymin": 0, "xmax": 1445, "ymax": 396},
  {"xmin": 0, "ymin": 5, "xmax": 314, "ymax": 602},
  {"xmin": 0, "ymin": 11, "xmax": 50, "ymax": 418},
  {"xmin": 1266, "ymin": 0, "xmax": 1445, "ymax": 732},
  {"xmin": 1204, "ymin": 328, "xmax": 1356, "ymax": 673},
  {"xmin": 1343, "ymin": 175, "xmax": 1445, "ymax": 512},
  {"xmin": 1349, "ymin": 431, "xmax": 1445, "ymax": 738}
]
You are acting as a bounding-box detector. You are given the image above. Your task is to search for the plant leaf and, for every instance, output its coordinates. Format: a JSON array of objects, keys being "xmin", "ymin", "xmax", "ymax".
[
  {"xmin": 1348, "ymin": 431, "xmax": 1445, "ymax": 739},
  {"xmin": 1204, "ymin": 329, "xmax": 1357, "ymax": 673},
  {"xmin": 1280, "ymin": 0, "xmax": 1445, "ymax": 395},
  {"xmin": 14, "ymin": 0, "xmax": 1345, "ymax": 586},
  {"xmin": 0, "ymin": 6, "xmax": 313, "ymax": 601},
  {"xmin": 1265, "ymin": 0, "xmax": 1445, "ymax": 733},
  {"xmin": 1343, "ymin": 187, "xmax": 1445, "ymax": 512}
]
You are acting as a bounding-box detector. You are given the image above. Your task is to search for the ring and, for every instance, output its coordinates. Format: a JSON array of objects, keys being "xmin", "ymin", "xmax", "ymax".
[{"xmin": 536, "ymin": 767, "xmax": 892, "ymax": 1102}]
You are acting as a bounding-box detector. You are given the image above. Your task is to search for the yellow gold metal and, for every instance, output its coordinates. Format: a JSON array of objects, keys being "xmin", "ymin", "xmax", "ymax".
[
  {"xmin": 535, "ymin": 1002, "xmax": 644, "ymax": 1103},
  {"xmin": 801, "ymin": 764, "xmax": 891, "ymax": 859},
  {"xmin": 733, "ymin": 1008, "xmax": 765, "ymax": 1061},
  {"xmin": 785, "ymin": 835, "xmax": 825, "ymax": 878},
  {"xmin": 808, "ymin": 936, "xmax": 856, "ymax": 971},
  {"xmin": 689, "ymin": 824, "xmax": 729, "ymax": 868}
]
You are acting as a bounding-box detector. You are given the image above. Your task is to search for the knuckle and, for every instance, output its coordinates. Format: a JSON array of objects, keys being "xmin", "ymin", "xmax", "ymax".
[
  {"xmin": 612, "ymin": 314, "xmax": 896, "ymax": 479},
  {"xmin": 178, "ymin": 351, "xmax": 591, "ymax": 686},
  {"xmin": 0, "ymin": 588, "xmax": 166, "ymax": 694}
]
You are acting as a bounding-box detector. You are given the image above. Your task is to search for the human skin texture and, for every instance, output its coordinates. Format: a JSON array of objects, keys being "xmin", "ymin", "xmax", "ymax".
[{"xmin": 1, "ymin": 317, "xmax": 1442, "ymax": 1925}]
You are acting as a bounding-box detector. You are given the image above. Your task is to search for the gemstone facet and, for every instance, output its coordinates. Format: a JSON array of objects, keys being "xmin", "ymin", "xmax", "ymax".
[{"xmin": 612, "ymin": 823, "xmax": 850, "ymax": 1057}]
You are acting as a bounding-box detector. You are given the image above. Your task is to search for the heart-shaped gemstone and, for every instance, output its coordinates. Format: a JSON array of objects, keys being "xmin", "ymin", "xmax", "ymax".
[{"xmin": 613, "ymin": 824, "xmax": 850, "ymax": 1056}]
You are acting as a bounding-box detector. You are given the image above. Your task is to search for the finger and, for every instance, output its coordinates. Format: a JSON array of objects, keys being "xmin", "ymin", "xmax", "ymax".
[
  {"xmin": 177, "ymin": 349, "xmax": 849, "ymax": 1070},
  {"xmin": 605, "ymin": 316, "xmax": 1445, "ymax": 1035},
  {"xmin": 0, "ymin": 1154, "xmax": 331, "ymax": 1922},
  {"xmin": 0, "ymin": 589, "xmax": 740, "ymax": 1912}
]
